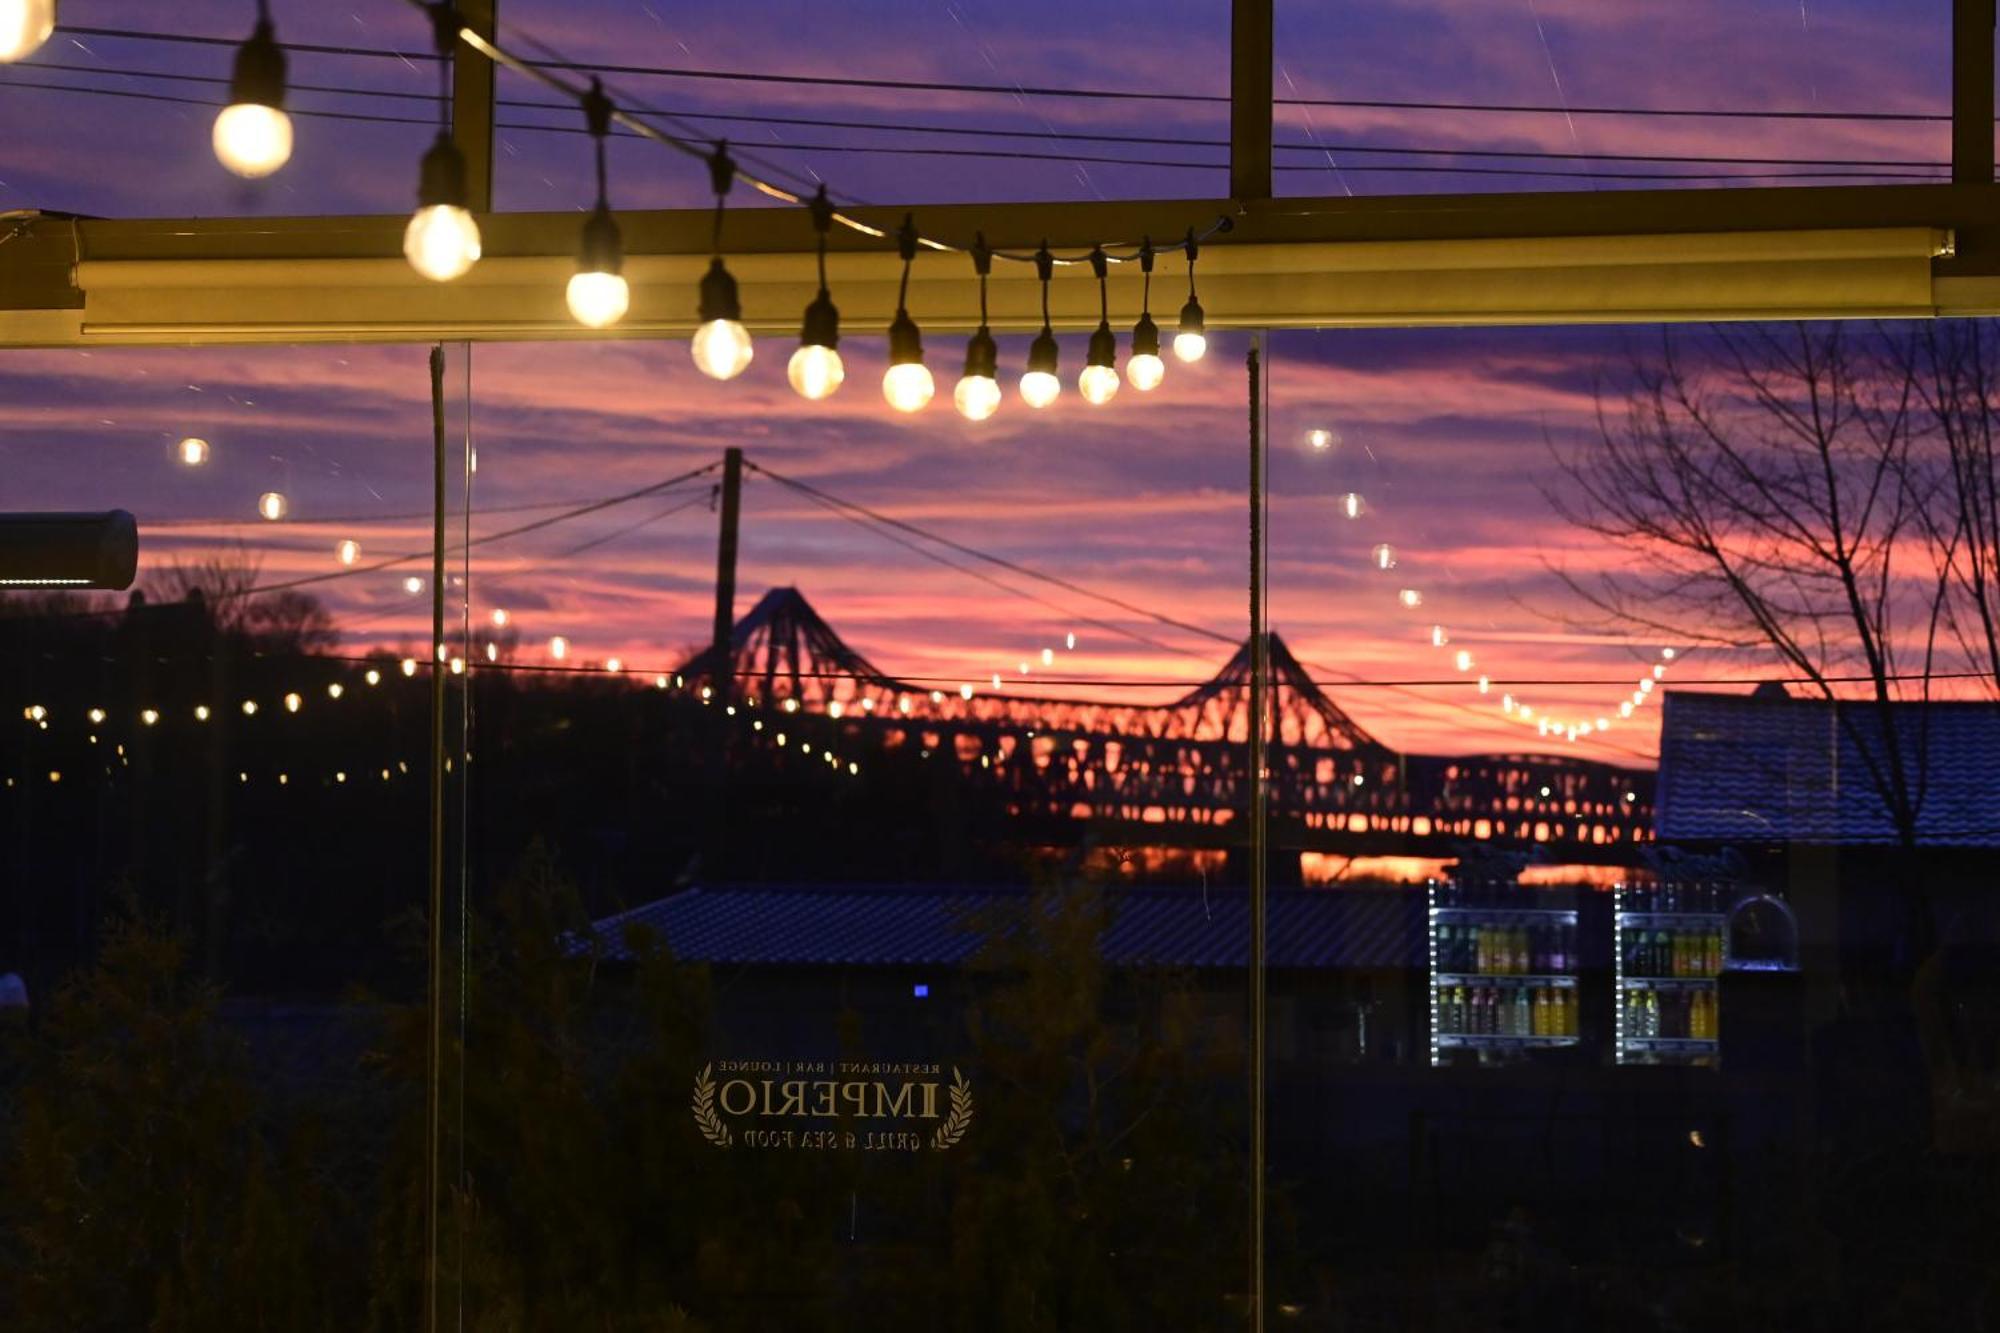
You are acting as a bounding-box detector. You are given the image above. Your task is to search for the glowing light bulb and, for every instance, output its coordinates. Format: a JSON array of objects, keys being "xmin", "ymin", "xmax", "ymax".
[
  {"xmin": 1372, "ymin": 543, "xmax": 1395, "ymax": 570},
  {"xmin": 87, "ymin": 708, "xmax": 104, "ymax": 724},
  {"xmin": 1398, "ymin": 589, "xmax": 1423, "ymax": 608},
  {"xmin": 283, "ymin": 692, "xmax": 301, "ymax": 713},
  {"xmin": 1342, "ymin": 492, "xmax": 1365, "ymax": 519},
  {"xmin": 955, "ymin": 326, "xmax": 1000, "ymax": 421},
  {"xmin": 327, "ymin": 683, "xmax": 344, "ymax": 698},
  {"xmin": 0, "ymin": 0, "xmax": 55, "ymax": 63},
  {"xmin": 258, "ymin": 491, "xmax": 287, "ymax": 521},
  {"xmin": 484, "ymin": 642, "xmax": 497, "ymax": 662},
  {"xmin": 195, "ymin": 705, "xmax": 211, "ymax": 721},
  {"xmin": 404, "ymin": 205, "xmax": 481, "ymax": 282},
  {"xmin": 605, "ymin": 657, "xmax": 623, "ymax": 673},
  {"xmin": 485, "ymin": 608, "xmax": 508, "ymax": 629},
  {"xmin": 449, "ymin": 657, "xmax": 465, "ymax": 675},
  {"xmin": 177, "ymin": 437, "xmax": 210, "ymax": 466},
  {"xmin": 691, "ymin": 258, "xmax": 753, "ymax": 379},
  {"xmin": 788, "ymin": 344, "xmax": 845, "ymax": 400},
  {"xmin": 1308, "ymin": 428, "xmax": 1335, "ymax": 451},
  {"xmin": 1078, "ymin": 363, "xmax": 1120, "ymax": 406},
  {"xmin": 565, "ymin": 271, "xmax": 629, "ymax": 329},
  {"xmin": 403, "ymin": 576, "xmax": 424, "ymax": 595},
  {"xmin": 954, "ymin": 373, "xmax": 1001, "ymax": 421},
  {"xmin": 1477, "ymin": 676, "xmax": 1490, "ymax": 694},
  {"xmin": 140, "ymin": 709, "xmax": 159, "ymax": 727},
  {"xmin": 1454, "ymin": 650, "xmax": 1473, "ymax": 672},
  {"xmin": 1430, "ymin": 625, "xmax": 1448, "ymax": 647},
  {"xmin": 365, "ymin": 669, "xmax": 381, "ymax": 686},
  {"xmin": 1124, "ymin": 351, "xmax": 1164, "ymax": 392},
  {"xmin": 1065, "ymin": 633, "xmax": 1077, "ymax": 650},
  {"xmin": 883, "ymin": 361, "xmax": 935, "ymax": 413},
  {"xmin": 1019, "ymin": 369, "xmax": 1061, "ymax": 409},
  {"xmin": 1174, "ymin": 294, "xmax": 1207, "ymax": 363},
  {"xmin": 1041, "ymin": 648, "xmax": 1054, "ymax": 665},
  {"xmin": 242, "ymin": 700, "xmax": 258, "ymax": 715},
  {"xmin": 549, "ymin": 636, "xmax": 569, "ymax": 661},
  {"xmin": 1661, "ymin": 647, "xmax": 1677, "ymax": 660},
  {"xmin": 400, "ymin": 659, "xmax": 417, "ymax": 677},
  {"xmin": 213, "ymin": 103, "xmax": 292, "ymax": 179},
  {"xmin": 336, "ymin": 539, "xmax": 360, "ymax": 566},
  {"xmin": 960, "ymin": 684, "xmax": 974, "ymax": 700}
]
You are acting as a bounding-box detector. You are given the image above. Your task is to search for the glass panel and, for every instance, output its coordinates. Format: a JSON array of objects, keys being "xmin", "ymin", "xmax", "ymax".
[
  {"xmin": 1267, "ymin": 318, "xmax": 2000, "ymax": 1325},
  {"xmin": 493, "ymin": 0, "xmax": 1230, "ymax": 211},
  {"xmin": 444, "ymin": 329, "xmax": 1258, "ymax": 1325},
  {"xmin": 1273, "ymin": 1, "xmax": 1949, "ymax": 196},
  {"xmin": 0, "ymin": 341, "xmax": 474, "ymax": 1326},
  {"xmin": 0, "ymin": 1, "xmax": 444, "ymax": 217}
]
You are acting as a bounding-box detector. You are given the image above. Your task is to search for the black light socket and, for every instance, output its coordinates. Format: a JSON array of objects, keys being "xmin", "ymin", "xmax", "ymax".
[
  {"xmin": 800, "ymin": 289, "xmax": 840, "ymax": 349},
  {"xmin": 230, "ymin": 19, "xmax": 287, "ymax": 109},
  {"xmin": 963, "ymin": 327, "xmax": 998, "ymax": 379},
  {"xmin": 1087, "ymin": 320, "xmax": 1117, "ymax": 369},
  {"xmin": 1132, "ymin": 312, "xmax": 1161, "ymax": 359},
  {"xmin": 1178, "ymin": 295, "xmax": 1206, "ymax": 339},
  {"xmin": 887, "ymin": 309, "xmax": 923, "ymax": 366},
  {"xmin": 577, "ymin": 202, "xmax": 622, "ymax": 274},
  {"xmin": 698, "ymin": 258, "xmax": 743, "ymax": 324},
  {"xmin": 1027, "ymin": 328, "xmax": 1059, "ymax": 376},
  {"xmin": 416, "ymin": 133, "xmax": 469, "ymax": 209}
]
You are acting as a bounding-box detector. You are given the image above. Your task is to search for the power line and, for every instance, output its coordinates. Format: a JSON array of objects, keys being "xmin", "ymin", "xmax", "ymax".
[
  {"xmin": 52, "ymin": 24, "xmax": 1958, "ymax": 124},
  {"xmin": 1, "ymin": 69, "xmax": 1951, "ymax": 177}
]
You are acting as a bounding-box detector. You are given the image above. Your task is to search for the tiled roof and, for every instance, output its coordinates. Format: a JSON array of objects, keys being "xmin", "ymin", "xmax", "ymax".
[
  {"xmin": 1656, "ymin": 690, "xmax": 2000, "ymax": 847},
  {"xmin": 586, "ymin": 883, "xmax": 1423, "ymax": 970}
]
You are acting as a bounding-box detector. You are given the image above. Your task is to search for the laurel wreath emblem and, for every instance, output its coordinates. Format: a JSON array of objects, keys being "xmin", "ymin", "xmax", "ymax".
[
  {"xmin": 931, "ymin": 1067, "xmax": 974, "ymax": 1150},
  {"xmin": 691, "ymin": 1063, "xmax": 733, "ymax": 1148}
]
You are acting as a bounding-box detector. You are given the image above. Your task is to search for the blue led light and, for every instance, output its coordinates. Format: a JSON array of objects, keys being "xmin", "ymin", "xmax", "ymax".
[{"xmin": 912, "ymin": 983, "xmax": 929, "ymax": 998}]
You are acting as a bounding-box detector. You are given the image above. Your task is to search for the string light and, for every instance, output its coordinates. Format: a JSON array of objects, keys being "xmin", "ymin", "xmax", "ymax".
[
  {"xmin": 1066, "ymin": 633, "xmax": 1077, "ymax": 650},
  {"xmin": 283, "ymin": 692, "xmax": 302, "ymax": 712},
  {"xmin": 1126, "ymin": 237, "xmax": 1165, "ymax": 392},
  {"xmin": 955, "ymin": 235, "xmax": 1001, "ymax": 421},
  {"xmin": 549, "ymin": 636, "xmax": 569, "ymax": 660},
  {"xmin": 605, "ymin": 657, "xmax": 623, "ymax": 673},
  {"xmin": 1174, "ymin": 228, "xmax": 1207, "ymax": 363},
  {"xmin": 1078, "ymin": 247, "xmax": 1120, "ymax": 407},
  {"xmin": 882, "ymin": 215, "xmax": 935, "ymax": 412},
  {"xmin": 327, "ymin": 682, "xmax": 345, "ymax": 698},
  {"xmin": 87, "ymin": 708, "xmax": 105, "ymax": 724},
  {"xmin": 691, "ymin": 141, "xmax": 754, "ymax": 379},
  {"xmin": 195, "ymin": 704, "xmax": 211, "ymax": 721},
  {"xmin": 403, "ymin": 576, "xmax": 425, "ymax": 595},
  {"xmin": 365, "ymin": 669, "xmax": 381, "ymax": 686},
  {"xmin": 566, "ymin": 79, "xmax": 629, "ymax": 329},
  {"xmin": 242, "ymin": 699, "xmax": 258, "ymax": 715},
  {"xmin": 1341, "ymin": 492, "xmax": 1365, "ymax": 519},
  {"xmin": 177, "ymin": 437, "xmax": 211, "ymax": 466},
  {"xmin": 1372, "ymin": 543, "xmax": 1395, "ymax": 570},
  {"xmin": 1398, "ymin": 588, "xmax": 1423, "ymax": 608},
  {"xmin": 404, "ymin": 5, "xmax": 481, "ymax": 281},
  {"xmin": 490, "ymin": 608, "xmax": 509, "ymax": 627},
  {"xmin": 140, "ymin": 709, "xmax": 159, "ymax": 726},
  {"xmin": 400, "ymin": 658, "xmax": 418, "ymax": 677},
  {"xmin": 213, "ymin": 1, "xmax": 292, "ymax": 178},
  {"xmin": 336, "ymin": 539, "xmax": 361, "ymax": 566},
  {"xmin": 0, "ymin": 0, "xmax": 54, "ymax": 63},
  {"xmin": 258, "ymin": 491, "xmax": 288, "ymax": 521},
  {"xmin": 788, "ymin": 186, "xmax": 845, "ymax": 400},
  {"xmin": 1308, "ymin": 428, "xmax": 1335, "ymax": 451},
  {"xmin": 1021, "ymin": 244, "xmax": 1061, "ymax": 409}
]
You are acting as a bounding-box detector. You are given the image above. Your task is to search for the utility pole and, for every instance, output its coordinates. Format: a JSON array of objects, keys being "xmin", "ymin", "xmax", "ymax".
[{"xmin": 711, "ymin": 446, "xmax": 743, "ymax": 701}]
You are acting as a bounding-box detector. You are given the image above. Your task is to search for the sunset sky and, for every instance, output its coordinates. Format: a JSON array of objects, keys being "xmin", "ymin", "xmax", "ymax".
[{"xmin": 0, "ymin": 0, "xmax": 1967, "ymax": 764}]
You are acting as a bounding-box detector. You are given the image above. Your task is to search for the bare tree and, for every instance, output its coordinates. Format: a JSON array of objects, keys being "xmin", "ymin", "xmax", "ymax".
[
  {"xmin": 145, "ymin": 546, "xmax": 338, "ymax": 651},
  {"xmin": 1550, "ymin": 322, "xmax": 1953, "ymax": 858}
]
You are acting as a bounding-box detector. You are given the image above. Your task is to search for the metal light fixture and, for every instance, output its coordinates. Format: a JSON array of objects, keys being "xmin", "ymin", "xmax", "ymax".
[
  {"xmin": 788, "ymin": 186, "xmax": 844, "ymax": 399},
  {"xmin": 1020, "ymin": 244, "xmax": 1061, "ymax": 409},
  {"xmin": 213, "ymin": 1, "xmax": 292, "ymax": 178}
]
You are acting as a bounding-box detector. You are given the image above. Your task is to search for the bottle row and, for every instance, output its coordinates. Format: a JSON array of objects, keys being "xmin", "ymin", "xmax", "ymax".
[
  {"xmin": 1436, "ymin": 985, "xmax": 1578, "ymax": 1038},
  {"xmin": 1621, "ymin": 928, "xmax": 1723, "ymax": 979},
  {"xmin": 1621, "ymin": 987, "xmax": 1718, "ymax": 1041},
  {"xmin": 1619, "ymin": 882, "xmax": 1731, "ymax": 914},
  {"xmin": 1436, "ymin": 922, "xmax": 1576, "ymax": 976}
]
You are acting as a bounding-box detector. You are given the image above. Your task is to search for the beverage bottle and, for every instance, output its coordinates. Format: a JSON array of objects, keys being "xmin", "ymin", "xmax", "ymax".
[
  {"xmin": 1653, "ymin": 930, "xmax": 1671, "ymax": 977},
  {"xmin": 1515, "ymin": 988, "xmax": 1531, "ymax": 1036},
  {"xmin": 1643, "ymin": 990, "xmax": 1659, "ymax": 1039},
  {"xmin": 1672, "ymin": 931, "xmax": 1687, "ymax": 978},
  {"xmin": 1474, "ymin": 925, "xmax": 1489, "ymax": 975},
  {"xmin": 1706, "ymin": 928, "xmax": 1723, "ymax": 977},
  {"xmin": 1513, "ymin": 925, "xmax": 1528, "ymax": 975},
  {"xmin": 1475, "ymin": 988, "xmax": 1491, "ymax": 1035}
]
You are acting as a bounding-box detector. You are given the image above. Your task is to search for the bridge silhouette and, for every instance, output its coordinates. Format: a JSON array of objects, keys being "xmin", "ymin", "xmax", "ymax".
[{"xmin": 681, "ymin": 586, "xmax": 1654, "ymax": 864}]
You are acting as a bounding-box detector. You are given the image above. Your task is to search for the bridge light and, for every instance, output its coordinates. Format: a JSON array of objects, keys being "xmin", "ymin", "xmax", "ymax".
[{"xmin": 961, "ymin": 684, "xmax": 975, "ymax": 700}]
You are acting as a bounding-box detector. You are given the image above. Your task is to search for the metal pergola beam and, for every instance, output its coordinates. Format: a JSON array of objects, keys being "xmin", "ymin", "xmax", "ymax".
[{"xmin": 1231, "ymin": 0, "xmax": 1274, "ymax": 203}]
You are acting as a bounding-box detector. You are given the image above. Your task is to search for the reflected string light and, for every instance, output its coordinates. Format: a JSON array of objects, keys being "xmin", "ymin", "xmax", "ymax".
[
  {"xmin": 336, "ymin": 539, "xmax": 360, "ymax": 566},
  {"xmin": 400, "ymin": 658, "xmax": 418, "ymax": 677},
  {"xmin": 1341, "ymin": 492, "xmax": 1365, "ymax": 519},
  {"xmin": 1307, "ymin": 428, "xmax": 1336, "ymax": 451},
  {"xmin": 549, "ymin": 636, "xmax": 569, "ymax": 661},
  {"xmin": 177, "ymin": 437, "xmax": 211, "ymax": 466},
  {"xmin": 283, "ymin": 692, "xmax": 301, "ymax": 712},
  {"xmin": 258, "ymin": 491, "xmax": 288, "ymax": 521},
  {"xmin": 1372, "ymin": 543, "xmax": 1395, "ymax": 570},
  {"xmin": 1398, "ymin": 588, "xmax": 1423, "ymax": 608}
]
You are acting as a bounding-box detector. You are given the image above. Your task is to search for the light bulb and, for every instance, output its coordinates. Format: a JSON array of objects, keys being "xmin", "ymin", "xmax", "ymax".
[
  {"xmin": 0, "ymin": 0, "xmax": 54, "ymax": 63},
  {"xmin": 1021, "ymin": 327, "xmax": 1061, "ymax": 408},
  {"xmin": 692, "ymin": 257, "xmax": 752, "ymax": 379},
  {"xmin": 566, "ymin": 271, "xmax": 629, "ymax": 329},
  {"xmin": 213, "ymin": 103, "xmax": 292, "ymax": 179},
  {"xmin": 788, "ymin": 344, "xmax": 845, "ymax": 400},
  {"xmin": 954, "ymin": 374, "xmax": 1000, "ymax": 421},
  {"xmin": 955, "ymin": 326, "xmax": 1000, "ymax": 421},
  {"xmin": 550, "ymin": 635, "xmax": 569, "ymax": 661},
  {"xmin": 258, "ymin": 491, "xmax": 287, "ymax": 522},
  {"xmin": 177, "ymin": 437, "xmax": 210, "ymax": 466},
  {"xmin": 1020, "ymin": 370, "xmax": 1061, "ymax": 409},
  {"xmin": 403, "ymin": 576, "xmax": 424, "ymax": 595},
  {"xmin": 691, "ymin": 319, "xmax": 753, "ymax": 380},
  {"xmin": 1078, "ymin": 363, "xmax": 1120, "ymax": 406},
  {"xmin": 336, "ymin": 539, "xmax": 360, "ymax": 566},
  {"xmin": 883, "ymin": 362, "xmax": 935, "ymax": 413},
  {"xmin": 1126, "ymin": 352, "xmax": 1164, "ymax": 392},
  {"xmin": 404, "ymin": 205, "xmax": 481, "ymax": 282},
  {"xmin": 1174, "ymin": 293, "xmax": 1207, "ymax": 362}
]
